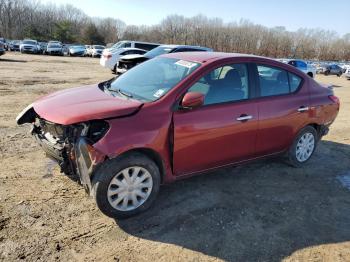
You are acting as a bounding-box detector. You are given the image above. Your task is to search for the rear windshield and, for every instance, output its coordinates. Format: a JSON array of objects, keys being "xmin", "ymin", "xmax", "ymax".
[{"xmin": 144, "ymin": 46, "xmax": 174, "ymax": 59}]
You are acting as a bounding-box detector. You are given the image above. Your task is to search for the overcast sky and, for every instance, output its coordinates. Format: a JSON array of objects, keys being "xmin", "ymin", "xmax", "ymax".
[{"xmin": 40, "ymin": 0, "xmax": 349, "ymax": 36}]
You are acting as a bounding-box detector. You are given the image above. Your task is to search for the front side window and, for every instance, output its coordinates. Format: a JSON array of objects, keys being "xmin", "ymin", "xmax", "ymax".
[
  {"xmin": 257, "ymin": 65, "xmax": 302, "ymax": 97},
  {"xmin": 109, "ymin": 57, "xmax": 200, "ymax": 101},
  {"xmin": 188, "ymin": 64, "xmax": 249, "ymax": 105}
]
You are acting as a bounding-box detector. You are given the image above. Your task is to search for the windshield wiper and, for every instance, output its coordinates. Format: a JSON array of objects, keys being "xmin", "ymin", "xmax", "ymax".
[
  {"xmin": 117, "ymin": 89, "xmax": 133, "ymax": 98},
  {"xmin": 104, "ymin": 83, "xmax": 133, "ymax": 99}
]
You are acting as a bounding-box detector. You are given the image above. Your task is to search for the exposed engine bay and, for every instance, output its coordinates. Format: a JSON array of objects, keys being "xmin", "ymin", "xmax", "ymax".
[{"xmin": 16, "ymin": 106, "xmax": 109, "ymax": 193}]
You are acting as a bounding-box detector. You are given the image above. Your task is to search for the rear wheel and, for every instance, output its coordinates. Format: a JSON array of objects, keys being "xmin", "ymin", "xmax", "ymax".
[
  {"xmin": 287, "ymin": 126, "xmax": 318, "ymax": 167},
  {"xmin": 324, "ymin": 71, "xmax": 329, "ymax": 76},
  {"xmin": 92, "ymin": 153, "xmax": 161, "ymax": 219}
]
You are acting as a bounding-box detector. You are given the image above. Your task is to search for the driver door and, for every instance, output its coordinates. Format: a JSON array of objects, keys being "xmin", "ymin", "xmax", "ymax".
[{"xmin": 172, "ymin": 63, "xmax": 258, "ymax": 176}]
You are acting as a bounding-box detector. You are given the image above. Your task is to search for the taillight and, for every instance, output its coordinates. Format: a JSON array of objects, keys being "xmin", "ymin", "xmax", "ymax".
[
  {"xmin": 329, "ymin": 95, "xmax": 340, "ymax": 105},
  {"xmin": 104, "ymin": 53, "xmax": 112, "ymax": 59}
]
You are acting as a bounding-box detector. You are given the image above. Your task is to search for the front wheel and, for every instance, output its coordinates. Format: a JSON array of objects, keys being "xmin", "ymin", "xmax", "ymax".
[
  {"xmin": 92, "ymin": 153, "xmax": 161, "ymax": 219},
  {"xmin": 287, "ymin": 126, "xmax": 318, "ymax": 167}
]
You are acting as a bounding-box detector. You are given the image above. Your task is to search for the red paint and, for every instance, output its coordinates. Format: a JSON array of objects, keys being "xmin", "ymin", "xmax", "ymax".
[
  {"xmin": 33, "ymin": 85, "xmax": 142, "ymax": 125},
  {"xmin": 32, "ymin": 52, "xmax": 339, "ymax": 183},
  {"xmin": 181, "ymin": 92, "xmax": 205, "ymax": 108}
]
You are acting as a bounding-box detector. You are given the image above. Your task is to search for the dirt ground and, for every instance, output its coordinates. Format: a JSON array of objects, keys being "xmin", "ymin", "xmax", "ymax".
[{"xmin": 0, "ymin": 52, "xmax": 350, "ymax": 262}]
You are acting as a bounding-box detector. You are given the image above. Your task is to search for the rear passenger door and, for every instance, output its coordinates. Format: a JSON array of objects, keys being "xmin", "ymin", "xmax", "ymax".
[{"xmin": 254, "ymin": 64, "xmax": 310, "ymax": 156}]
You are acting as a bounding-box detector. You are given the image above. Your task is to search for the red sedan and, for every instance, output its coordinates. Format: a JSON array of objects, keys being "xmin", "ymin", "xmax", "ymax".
[{"xmin": 17, "ymin": 52, "xmax": 340, "ymax": 218}]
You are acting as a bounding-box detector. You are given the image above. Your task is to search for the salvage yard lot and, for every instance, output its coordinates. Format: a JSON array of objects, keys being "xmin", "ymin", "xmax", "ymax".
[{"xmin": 0, "ymin": 52, "xmax": 350, "ymax": 262}]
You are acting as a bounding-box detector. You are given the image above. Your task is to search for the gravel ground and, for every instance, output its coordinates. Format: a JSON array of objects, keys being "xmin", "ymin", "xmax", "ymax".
[{"xmin": 0, "ymin": 52, "xmax": 350, "ymax": 262}]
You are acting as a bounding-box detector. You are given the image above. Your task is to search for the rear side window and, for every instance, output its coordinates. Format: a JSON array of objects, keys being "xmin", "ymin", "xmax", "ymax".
[
  {"xmin": 257, "ymin": 65, "xmax": 302, "ymax": 97},
  {"xmin": 288, "ymin": 72, "xmax": 302, "ymax": 92}
]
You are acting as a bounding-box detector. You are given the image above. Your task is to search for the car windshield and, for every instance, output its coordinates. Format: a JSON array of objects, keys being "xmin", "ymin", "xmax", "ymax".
[
  {"xmin": 48, "ymin": 44, "xmax": 61, "ymax": 48},
  {"xmin": 144, "ymin": 46, "xmax": 174, "ymax": 59},
  {"xmin": 72, "ymin": 45, "xmax": 84, "ymax": 49},
  {"xmin": 111, "ymin": 41, "xmax": 126, "ymax": 49},
  {"xmin": 109, "ymin": 57, "xmax": 200, "ymax": 102},
  {"xmin": 23, "ymin": 40, "xmax": 36, "ymax": 45},
  {"xmin": 94, "ymin": 45, "xmax": 105, "ymax": 49}
]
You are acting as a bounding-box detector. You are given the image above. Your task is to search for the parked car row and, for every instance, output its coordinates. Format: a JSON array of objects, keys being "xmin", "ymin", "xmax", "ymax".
[{"xmin": 2, "ymin": 38, "xmax": 106, "ymax": 58}]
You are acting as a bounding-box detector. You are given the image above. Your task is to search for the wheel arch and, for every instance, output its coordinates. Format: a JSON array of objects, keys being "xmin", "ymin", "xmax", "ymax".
[
  {"xmin": 109, "ymin": 147, "xmax": 166, "ymax": 183},
  {"xmin": 304, "ymin": 123, "xmax": 323, "ymax": 139}
]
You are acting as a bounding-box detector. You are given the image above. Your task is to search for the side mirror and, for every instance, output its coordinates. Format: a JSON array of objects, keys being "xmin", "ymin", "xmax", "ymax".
[{"xmin": 181, "ymin": 92, "xmax": 205, "ymax": 109}]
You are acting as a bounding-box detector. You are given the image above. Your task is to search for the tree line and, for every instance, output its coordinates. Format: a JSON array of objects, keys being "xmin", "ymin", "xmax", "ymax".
[{"xmin": 1, "ymin": 0, "xmax": 349, "ymax": 61}]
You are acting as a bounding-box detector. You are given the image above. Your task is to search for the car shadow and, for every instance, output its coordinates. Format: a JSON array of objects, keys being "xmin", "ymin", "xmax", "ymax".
[
  {"xmin": 0, "ymin": 58, "xmax": 27, "ymax": 63},
  {"xmin": 116, "ymin": 140, "xmax": 350, "ymax": 261}
]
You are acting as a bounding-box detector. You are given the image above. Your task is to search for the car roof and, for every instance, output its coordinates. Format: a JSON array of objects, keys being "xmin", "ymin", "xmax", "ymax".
[
  {"xmin": 115, "ymin": 47, "xmax": 146, "ymax": 52},
  {"xmin": 161, "ymin": 52, "xmax": 269, "ymax": 63},
  {"xmin": 157, "ymin": 44, "xmax": 211, "ymax": 50}
]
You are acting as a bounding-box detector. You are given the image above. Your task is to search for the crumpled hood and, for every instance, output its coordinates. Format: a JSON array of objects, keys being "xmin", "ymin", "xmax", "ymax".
[{"xmin": 33, "ymin": 84, "xmax": 143, "ymax": 125}]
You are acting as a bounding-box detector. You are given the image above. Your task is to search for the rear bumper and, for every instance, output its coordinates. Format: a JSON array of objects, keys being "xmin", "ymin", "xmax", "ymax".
[{"xmin": 100, "ymin": 57, "xmax": 114, "ymax": 70}]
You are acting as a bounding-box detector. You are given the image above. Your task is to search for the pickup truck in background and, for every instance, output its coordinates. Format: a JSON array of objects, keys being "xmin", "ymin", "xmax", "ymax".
[{"xmin": 287, "ymin": 59, "xmax": 316, "ymax": 78}]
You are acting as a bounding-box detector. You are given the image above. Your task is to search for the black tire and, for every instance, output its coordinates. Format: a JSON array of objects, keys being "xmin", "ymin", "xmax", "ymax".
[
  {"xmin": 92, "ymin": 153, "xmax": 161, "ymax": 219},
  {"xmin": 286, "ymin": 126, "xmax": 318, "ymax": 167},
  {"xmin": 324, "ymin": 71, "xmax": 329, "ymax": 76},
  {"xmin": 112, "ymin": 64, "xmax": 117, "ymax": 74}
]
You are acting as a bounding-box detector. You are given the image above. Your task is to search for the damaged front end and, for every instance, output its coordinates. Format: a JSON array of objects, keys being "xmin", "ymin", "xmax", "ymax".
[{"xmin": 16, "ymin": 106, "xmax": 109, "ymax": 194}]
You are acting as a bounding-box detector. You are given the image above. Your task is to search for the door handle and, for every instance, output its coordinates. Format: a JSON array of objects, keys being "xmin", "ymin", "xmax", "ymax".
[
  {"xmin": 297, "ymin": 106, "xmax": 309, "ymax": 112},
  {"xmin": 236, "ymin": 115, "xmax": 253, "ymax": 121}
]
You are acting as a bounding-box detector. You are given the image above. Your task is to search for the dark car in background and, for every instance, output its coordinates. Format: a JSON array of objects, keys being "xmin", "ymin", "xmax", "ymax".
[
  {"xmin": 0, "ymin": 40, "xmax": 5, "ymax": 56},
  {"xmin": 39, "ymin": 42, "xmax": 48, "ymax": 54},
  {"xmin": 9, "ymin": 40, "xmax": 20, "ymax": 51},
  {"xmin": 0, "ymin": 37, "xmax": 8, "ymax": 51},
  {"xmin": 116, "ymin": 44, "xmax": 213, "ymax": 74},
  {"xmin": 318, "ymin": 64, "xmax": 343, "ymax": 76}
]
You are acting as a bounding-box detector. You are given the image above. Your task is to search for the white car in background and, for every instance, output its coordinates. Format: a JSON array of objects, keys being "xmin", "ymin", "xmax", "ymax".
[
  {"xmin": 100, "ymin": 47, "xmax": 147, "ymax": 73},
  {"xmin": 345, "ymin": 67, "xmax": 350, "ymax": 80},
  {"xmin": 89, "ymin": 45, "xmax": 105, "ymax": 57}
]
